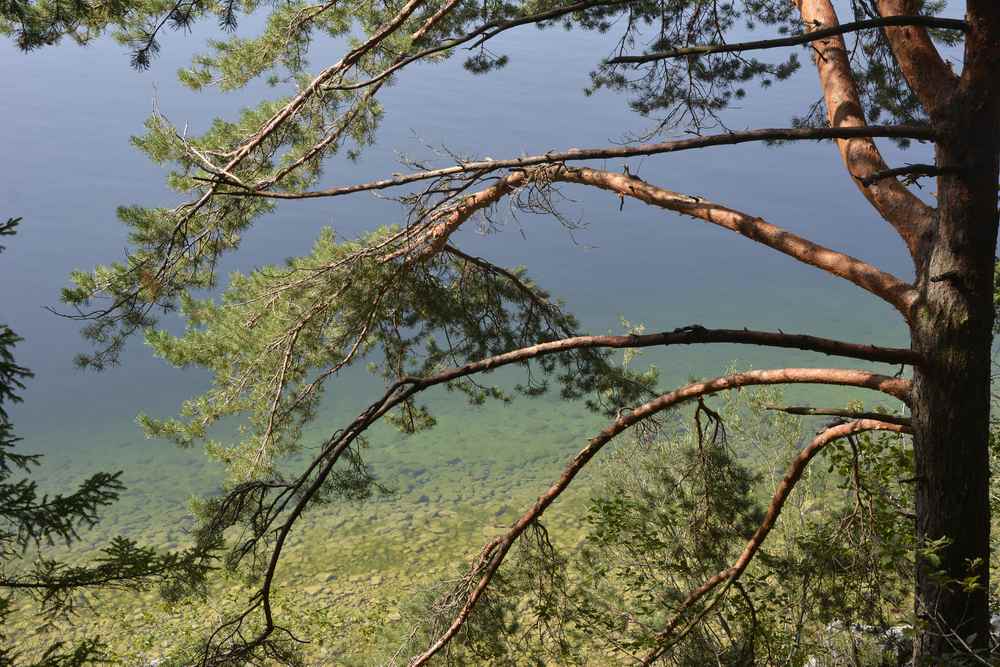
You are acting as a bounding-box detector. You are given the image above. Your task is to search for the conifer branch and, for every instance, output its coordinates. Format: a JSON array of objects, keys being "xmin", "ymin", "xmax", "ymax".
[
  {"xmin": 213, "ymin": 125, "xmax": 936, "ymax": 199},
  {"xmin": 367, "ymin": 164, "xmax": 917, "ymax": 318},
  {"xmin": 607, "ymin": 16, "xmax": 967, "ymax": 64},
  {"xmin": 333, "ymin": 0, "xmax": 634, "ymax": 93},
  {"xmin": 641, "ymin": 418, "xmax": 911, "ymax": 665},
  {"xmin": 547, "ymin": 165, "xmax": 918, "ymax": 317},
  {"xmin": 150, "ymin": 0, "xmax": 428, "ymax": 286}
]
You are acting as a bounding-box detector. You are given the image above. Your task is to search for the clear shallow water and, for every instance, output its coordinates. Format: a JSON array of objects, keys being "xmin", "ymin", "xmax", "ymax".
[{"xmin": 0, "ymin": 17, "xmax": 925, "ymax": 535}]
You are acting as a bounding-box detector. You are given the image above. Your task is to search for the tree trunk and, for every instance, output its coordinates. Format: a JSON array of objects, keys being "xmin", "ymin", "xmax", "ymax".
[{"xmin": 910, "ymin": 80, "xmax": 1000, "ymax": 663}]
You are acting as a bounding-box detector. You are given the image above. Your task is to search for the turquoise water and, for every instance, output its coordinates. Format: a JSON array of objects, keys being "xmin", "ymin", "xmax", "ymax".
[{"xmin": 0, "ymin": 17, "xmax": 925, "ymax": 541}]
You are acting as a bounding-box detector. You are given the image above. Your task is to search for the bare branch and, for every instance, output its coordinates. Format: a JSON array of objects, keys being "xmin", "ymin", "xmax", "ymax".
[
  {"xmin": 389, "ymin": 172, "xmax": 528, "ymax": 260},
  {"xmin": 858, "ymin": 163, "xmax": 955, "ymax": 186},
  {"xmin": 410, "ymin": 382, "xmax": 910, "ymax": 666},
  {"xmin": 442, "ymin": 324, "xmax": 920, "ymax": 367},
  {"xmin": 354, "ymin": 162, "xmax": 919, "ymax": 319},
  {"xmin": 641, "ymin": 418, "xmax": 911, "ymax": 665},
  {"xmin": 607, "ymin": 15, "xmax": 967, "ymax": 64},
  {"xmin": 215, "ymin": 125, "xmax": 935, "ymax": 200},
  {"xmin": 765, "ymin": 405, "xmax": 912, "ymax": 427},
  {"xmin": 355, "ymin": 164, "xmax": 918, "ymax": 317},
  {"xmin": 391, "ymin": 328, "xmax": 921, "ymax": 390}
]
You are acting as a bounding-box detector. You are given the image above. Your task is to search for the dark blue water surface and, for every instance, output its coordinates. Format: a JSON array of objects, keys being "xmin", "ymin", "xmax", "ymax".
[{"xmin": 1, "ymin": 16, "xmax": 930, "ymax": 511}]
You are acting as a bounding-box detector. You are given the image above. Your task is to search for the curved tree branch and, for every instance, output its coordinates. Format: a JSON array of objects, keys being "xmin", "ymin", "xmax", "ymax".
[
  {"xmin": 607, "ymin": 15, "xmax": 966, "ymax": 63},
  {"xmin": 409, "ymin": 375, "xmax": 910, "ymax": 666},
  {"xmin": 795, "ymin": 0, "xmax": 935, "ymax": 258},
  {"xmin": 391, "ymin": 171, "xmax": 529, "ymax": 260},
  {"xmin": 255, "ymin": 0, "xmax": 602, "ymax": 191},
  {"xmin": 370, "ymin": 165, "xmax": 918, "ymax": 318},
  {"xmin": 876, "ymin": 2, "xmax": 960, "ymax": 118},
  {"xmin": 641, "ymin": 418, "xmax": 911, "ymax": 665},
  {"xmin": 332, "ymin": 0, "xmax": 633, "ymax": 93}
]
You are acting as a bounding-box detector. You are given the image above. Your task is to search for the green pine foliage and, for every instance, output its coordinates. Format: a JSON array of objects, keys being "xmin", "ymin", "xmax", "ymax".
[
  {"xmin": 135, "ymin": 222, "xmax": 654, "ymax": 481},
  {"xmin": 0, "ymin": 218, "xmax": 217, "ymax": 666},
  {"xmin": 53, "ymin": 0, "xmax": 951, "ymax": 374}
]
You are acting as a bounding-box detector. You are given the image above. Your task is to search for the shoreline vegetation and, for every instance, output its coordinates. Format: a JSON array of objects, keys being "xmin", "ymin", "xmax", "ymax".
[{"xmin": 10, "ymin": 374, "xmax": 911, "ymax": 664}]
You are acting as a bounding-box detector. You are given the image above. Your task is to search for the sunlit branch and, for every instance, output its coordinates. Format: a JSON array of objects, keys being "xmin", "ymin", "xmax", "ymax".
[
  {"xmin": 151, "ymin": 0, "xmax": 428, "ymax": 287},
  {"xmin": 223, "ymin": 163, "xmax": 920, "ymax": 319},
  {"xmin": 410, "ymin": 382, "xmax": 911, "ymax": 666},
  {"xmin": 548, "ymin": 165, "xmax": 918, "ymax": 317},
  {"xmin": 255, "ymin": 0, "xmax": 508, "ymax": 190},
  {"xmin": 214, "ymin": 125, "xmax": 935, "ymax": 200},
  {"xmin": 410, "ymin": 0, "xmax": 462, "ymax": 41},
  {"xmin": 607, "ymin": 15, "xmax": 967, "ymax": 64},
  {"xmin": 193, "ymin": 0, "xmax": 634, "ymax": 196},
  {"xmin": 258, "ymin": 84, "xmax": 384, "ymax": 190},
  {"xmin": 466, "ymin": 325, "xmax": 917, "ymax": 367},
  {"xmin": 367, "ymin": 164, "xmax": 917, "ymax": 317},
  {"xmin": 389, "ymin": 172, "xmax": 528, "ymax": 260},
  {"xmin": 877, "ymin": 1, "xmax": 960, "ymax": 116},
  {"xmin": 795, "ymin": 0, "xmax": 934, "ymax": 258},
  {"xmin": 641, "ymin": 418, "xmax": 911, "ymax": 665}
]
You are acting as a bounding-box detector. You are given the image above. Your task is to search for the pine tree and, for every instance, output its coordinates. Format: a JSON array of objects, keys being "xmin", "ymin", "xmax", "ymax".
[
  {"xmin": 8, "ymin": 0, "xmax": 999, "ymax": 663},
  {"xmin": 0, "ymin": 218, "xmax": 216, "ymax": 666}
]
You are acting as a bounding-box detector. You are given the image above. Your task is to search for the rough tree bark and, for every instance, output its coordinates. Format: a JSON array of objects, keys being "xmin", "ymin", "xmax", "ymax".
[
  {"xmin": 908, "ymin": 2, "xmax": 1000, "ymax": 657},
  {"xmin": 792, "ymin": 0, "xmax": 1000, "ymax": 658}
]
